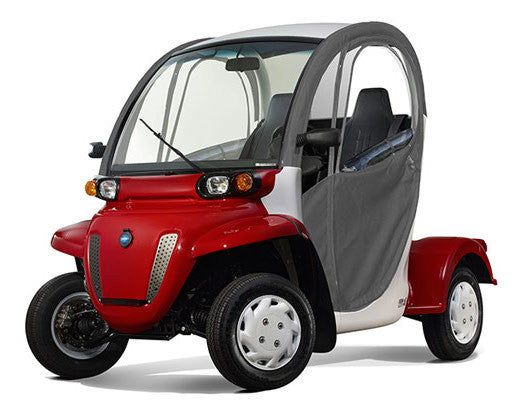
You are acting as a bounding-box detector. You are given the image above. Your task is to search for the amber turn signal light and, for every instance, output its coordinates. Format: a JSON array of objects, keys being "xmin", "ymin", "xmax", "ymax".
[
  {"xmin": 85, "ymin": 179, "xmax": 97, "ymax": 196},
  {"xmin": 234, "ymin": 173, "xmax": 253, "ymax": 193}
]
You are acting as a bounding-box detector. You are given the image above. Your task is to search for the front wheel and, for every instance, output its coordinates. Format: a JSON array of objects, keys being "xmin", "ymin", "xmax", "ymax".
[
  {"xmin": 26, "ymin": 272, "xmax": 128, "ymax": 379},
  {"xmin": 422, "ymin": 266, "xmax": 483, "ymax": 360},
  {"xmin": 206, "ymin": 273, "xmax": 315, "ymax": 391}
]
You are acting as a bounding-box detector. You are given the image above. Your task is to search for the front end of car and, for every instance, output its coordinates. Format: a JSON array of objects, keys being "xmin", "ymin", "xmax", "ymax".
[{"xmin": 80, "ymin": 171, "xmax": 278, "ymax": 333}]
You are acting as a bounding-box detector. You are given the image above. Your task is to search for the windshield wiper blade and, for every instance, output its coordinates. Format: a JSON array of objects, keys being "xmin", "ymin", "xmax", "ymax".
[{"xmin": 139, "ymin": 118, "xmax": 203, "ymax": 173}]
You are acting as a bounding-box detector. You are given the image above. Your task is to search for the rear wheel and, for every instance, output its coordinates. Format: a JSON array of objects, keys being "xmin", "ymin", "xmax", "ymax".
[
  {"xmin": 26, "ymin": 272, "xmax": 128, "ymax": 379},
  {"xmin": 422, "ymin": 266, "xmax": 483, "ymax": 360},
  {"xmin": 206, "ymin": 273, "xmax": 315, "ymax": 391}
]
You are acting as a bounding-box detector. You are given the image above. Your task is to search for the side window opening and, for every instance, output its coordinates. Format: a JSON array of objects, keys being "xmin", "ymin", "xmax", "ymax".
[
  {"xmin": 300, "ymin": 45, "xmax": 414, "ymax": 194},
  {"xmin": 301, "ymin": 53, "xmax": 348, "ymax": 193},
  {"xmin": 337, "ymin": 46, "xmax": 413, "ymax": 172}
]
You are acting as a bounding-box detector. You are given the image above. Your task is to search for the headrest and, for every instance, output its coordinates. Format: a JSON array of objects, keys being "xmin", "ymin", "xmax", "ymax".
[
  {"xmin": 351, "ymin": 88, "xmax": 394, "ymax": 129},
  {"xmin": 264, "ymin": 93, "xmax": 293, "ymax": 128},
  {"xmin": 339, "ymin": 88, "xmax": 395, "ymax": 168},
  {"xmin": 239, "ymin": 93, "xmax": 293, "ymax": 161}
]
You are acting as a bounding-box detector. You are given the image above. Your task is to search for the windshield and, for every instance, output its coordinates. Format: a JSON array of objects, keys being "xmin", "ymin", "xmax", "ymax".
[{"xmin": 111, "ymin": 41, "xmax": 317, "ymax": 174}]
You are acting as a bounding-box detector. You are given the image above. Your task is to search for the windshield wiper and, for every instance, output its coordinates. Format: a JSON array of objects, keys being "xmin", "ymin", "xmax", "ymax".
[{"xmin": 139, "ymin": 118, "xmax": 203, "ymax": 173}]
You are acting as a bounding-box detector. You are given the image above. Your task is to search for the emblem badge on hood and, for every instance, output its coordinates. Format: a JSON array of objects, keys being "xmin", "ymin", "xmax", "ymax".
[{"xmin": 119, "ymin": 229, "xmax": 133, "ymax": 248}]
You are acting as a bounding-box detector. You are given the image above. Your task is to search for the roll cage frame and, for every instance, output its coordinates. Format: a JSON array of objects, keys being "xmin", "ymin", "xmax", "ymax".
[{"xmin": 100, "ymin": 23, "xmax": 425, "ymax": 178}]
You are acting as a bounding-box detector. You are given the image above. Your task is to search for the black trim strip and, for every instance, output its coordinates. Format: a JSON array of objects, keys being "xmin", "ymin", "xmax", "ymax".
[
  {"xmin": 100, "ymin": 298, "xmax": 148, "ymax": 307},
  {"xmin": 110, "ymin": 160, "xmax": 277, "ymax": 177},
  {"xmin": 171, "ymin": 36, "xmax": 322, "ymax": 56}
]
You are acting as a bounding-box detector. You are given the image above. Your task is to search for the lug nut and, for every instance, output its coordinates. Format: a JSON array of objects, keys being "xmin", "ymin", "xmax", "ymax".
[
  {"xmin": 278, "ymin": 322, "xmax": 284, "ymax": 330},
  {"xmin": 469, "ymin": 301, "xmax": 472, "ymax": 307},
  {"xmin": 462, "ymin": 304, "xmax": 465, "ymax": 309},
  {"xmin": 274, "ymin": 340, "xmax": 280, "ymax": 347},
  {"xmin": 463, "ymin": 319, "xmax": 466, "ymax": 324},
  {"xmin": 470, "ymin": 316, "xmax": 473, "ymax": 321},
  {"xmin": 259, "ymin": 336, "xmax": 265, "ymax": 343},
  {"xmin": 262, "ymin": 318, "xmax": 269, "ymax": 326}
]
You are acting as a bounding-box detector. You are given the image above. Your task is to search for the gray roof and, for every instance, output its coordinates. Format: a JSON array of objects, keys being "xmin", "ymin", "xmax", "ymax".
[{"xmin": 189, "ymin": 23, "xmax": 349, "ymax": 48}]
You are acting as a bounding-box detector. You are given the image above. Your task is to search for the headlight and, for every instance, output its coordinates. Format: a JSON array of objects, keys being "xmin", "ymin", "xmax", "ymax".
[
  {"xmin": 197, "ymin": 173, "xmax": 259, "ymax": 198},
  {"xmin": 97, "ymin": 179, "xmax": 118, "ymax": 200},
  {"xmin": 205, "ymin": 175, "xmax": 229, "ymax": 195}
]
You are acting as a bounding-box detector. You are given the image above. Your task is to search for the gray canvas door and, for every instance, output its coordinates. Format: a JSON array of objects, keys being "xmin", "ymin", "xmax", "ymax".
[{"xmin": 290, "ymin": 28, "xmax": 426, "ymax": 312}]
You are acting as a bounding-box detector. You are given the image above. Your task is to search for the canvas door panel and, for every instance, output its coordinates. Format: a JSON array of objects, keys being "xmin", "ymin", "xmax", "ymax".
[{"xmin": 303, "ymin": 146, "xmax": 419, "ymax": 312}]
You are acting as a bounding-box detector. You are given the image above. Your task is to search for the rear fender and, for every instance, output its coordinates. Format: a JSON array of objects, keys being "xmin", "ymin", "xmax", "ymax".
[
  {"xmin": 405, "ymin": 237, "xmax": 496, "ymax": 315},
  {"xmin": 191, "ymin": 215, "xmax": 303, "ymax": 258},
  {"xmin": 51, "ymin": 220, "xmax": 91, "ymax": 258}
]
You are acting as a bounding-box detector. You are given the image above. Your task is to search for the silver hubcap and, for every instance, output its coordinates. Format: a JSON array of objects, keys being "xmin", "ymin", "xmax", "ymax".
[
  {"xmin": 449, "ymin": 282, "xmax": 479, "ymax": 344},
  {"xmin": 51, "ymin": 292, "xmax": 109, "ymax": 360},
  {"xmin": 236, "ymin": 295, "xmax": 301, "ymax": 370}
]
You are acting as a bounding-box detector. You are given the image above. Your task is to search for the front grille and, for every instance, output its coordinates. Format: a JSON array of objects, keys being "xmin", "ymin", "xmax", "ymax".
[
  {"xmin": 88, "ymin": 235, "xmax": 103, "ymax": 298},
  {"xmin": 146, "ymin": 234, "xmax": 178, "ymax": 302}
]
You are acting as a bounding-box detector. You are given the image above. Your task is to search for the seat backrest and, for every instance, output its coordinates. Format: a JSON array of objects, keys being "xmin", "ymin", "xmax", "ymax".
[
  {"xmin": 339, "ymin": 88, "xmax": 394, "ymax": 168},
  {"xmin": 239, "ymin": 93, "xmax": 293, "ymax": 160}
]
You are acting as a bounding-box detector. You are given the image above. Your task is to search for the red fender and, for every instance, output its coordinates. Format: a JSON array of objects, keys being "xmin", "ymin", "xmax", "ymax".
[
  {"xmin": 191, "ymin": 215, "xmax": 302, "ymax": 258},
  {"xmin": 405, "ymin": 237, "xmax": 496, "ymax": 315},
  {"xmin": 51, "ymin": 220, "xmax": 91, "ymax": 258}
]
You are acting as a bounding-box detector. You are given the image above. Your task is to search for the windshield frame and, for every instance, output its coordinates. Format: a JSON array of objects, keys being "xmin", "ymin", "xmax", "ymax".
[{"xmin": 101, "ymin": 36, "xmax": 322, "ymax": 176}]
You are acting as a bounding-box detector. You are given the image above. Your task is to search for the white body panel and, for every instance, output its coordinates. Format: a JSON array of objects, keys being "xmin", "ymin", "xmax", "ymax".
[
  {"xmin": 334, "ymin": 230, "xmax": 413, "ymax": 333},
  {"xmin": 261, "ymin": 166, "xmax": 303, "ymax": 222}
]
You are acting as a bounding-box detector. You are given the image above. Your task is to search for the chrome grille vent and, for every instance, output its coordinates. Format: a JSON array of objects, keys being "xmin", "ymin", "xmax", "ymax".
[
  {"xmin": 146, "ymin": 234, "xmax": 178, "ymax": 302},
  {"xmin": 88, "ymin": 235, "xmax": 103, "ymax": 298}
]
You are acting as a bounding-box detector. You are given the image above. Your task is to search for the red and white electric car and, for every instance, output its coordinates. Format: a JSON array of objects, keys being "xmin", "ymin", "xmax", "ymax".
[{"xmin": 26, "ymin": 22, "xmax": 496, "ymax": 391}]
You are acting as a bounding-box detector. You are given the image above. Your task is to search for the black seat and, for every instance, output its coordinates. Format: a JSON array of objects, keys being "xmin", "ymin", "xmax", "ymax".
[
  {"xmin": 339, "ymin": 88, "xmax": 395, "ymax": 168},
  {"xmin": 240, "ymin": 93, "xmax": 292, "ymax": 160}
]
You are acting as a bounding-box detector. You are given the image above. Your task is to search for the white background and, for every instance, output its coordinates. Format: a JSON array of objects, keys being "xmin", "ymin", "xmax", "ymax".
[{"xmin": 1, "ymin": 0, "xmax": 529, "ymax": 403}]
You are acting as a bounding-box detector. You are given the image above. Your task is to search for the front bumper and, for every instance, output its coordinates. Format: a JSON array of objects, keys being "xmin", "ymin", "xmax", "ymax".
[
  {"xmin": 83, "ymin": 210, "xmax": 198, "ymax": 333},
  {"xmin": 85, "ymin": 235, "xmax": 195, "ymax": 333},
  {"xmin": 71, "ymin": 170, "xmax": 285, "ymax": 333}
]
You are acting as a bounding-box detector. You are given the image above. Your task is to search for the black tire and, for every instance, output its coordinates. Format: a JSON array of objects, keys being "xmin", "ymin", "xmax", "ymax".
[
  {"xmin": 422, "ymin": 266, "xmax": 483, "ymax": 360},
  {"xmin": 206, "ymin": 273, "xmax": 315, "ymax": 391},
  {"xmin": 26, "ymin": 272, "xmax": 128, "ymax": 379}
]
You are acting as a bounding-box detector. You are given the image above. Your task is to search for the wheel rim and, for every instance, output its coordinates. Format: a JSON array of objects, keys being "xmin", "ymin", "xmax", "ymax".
[
  {"xmin": 51, "ymin": 292, "xmax": 109, "ymax": 360},
  {"xmin": 449, "ymin": 282, "xmax": 479, "ymax": 344},
  {"xmin": 236, "ymin": 295, "xmax": 301, "ymax": 371}
]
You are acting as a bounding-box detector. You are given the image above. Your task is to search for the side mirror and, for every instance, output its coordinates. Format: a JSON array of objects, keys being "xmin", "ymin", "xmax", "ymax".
[
  {"xmin": 88, "ymin": 142, "xmax": 106, "ymax": 158},
  {"xmin": 296, "ymin": 128, "xmax": 340, "ymax": 148}
]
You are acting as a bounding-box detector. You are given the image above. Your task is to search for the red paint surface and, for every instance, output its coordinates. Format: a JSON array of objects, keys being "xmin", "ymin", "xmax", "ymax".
[
  {"xmin": 191, "ymin": 215, "xmax": 300, "ymax": 258},
  {"xmin": 51, "ymin": 170, "xmax": 496, "ymax": 330},
  {"xmin": 49, "ymin": 169, "xmax": 302, "ymax": 333},
  {"xmin": 405, "ymin": 237, "xmax": 496, "ymax": 315},
  {"xmin": 51, "ymin": 220, "xmax": 90, "ymax": 258}
]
